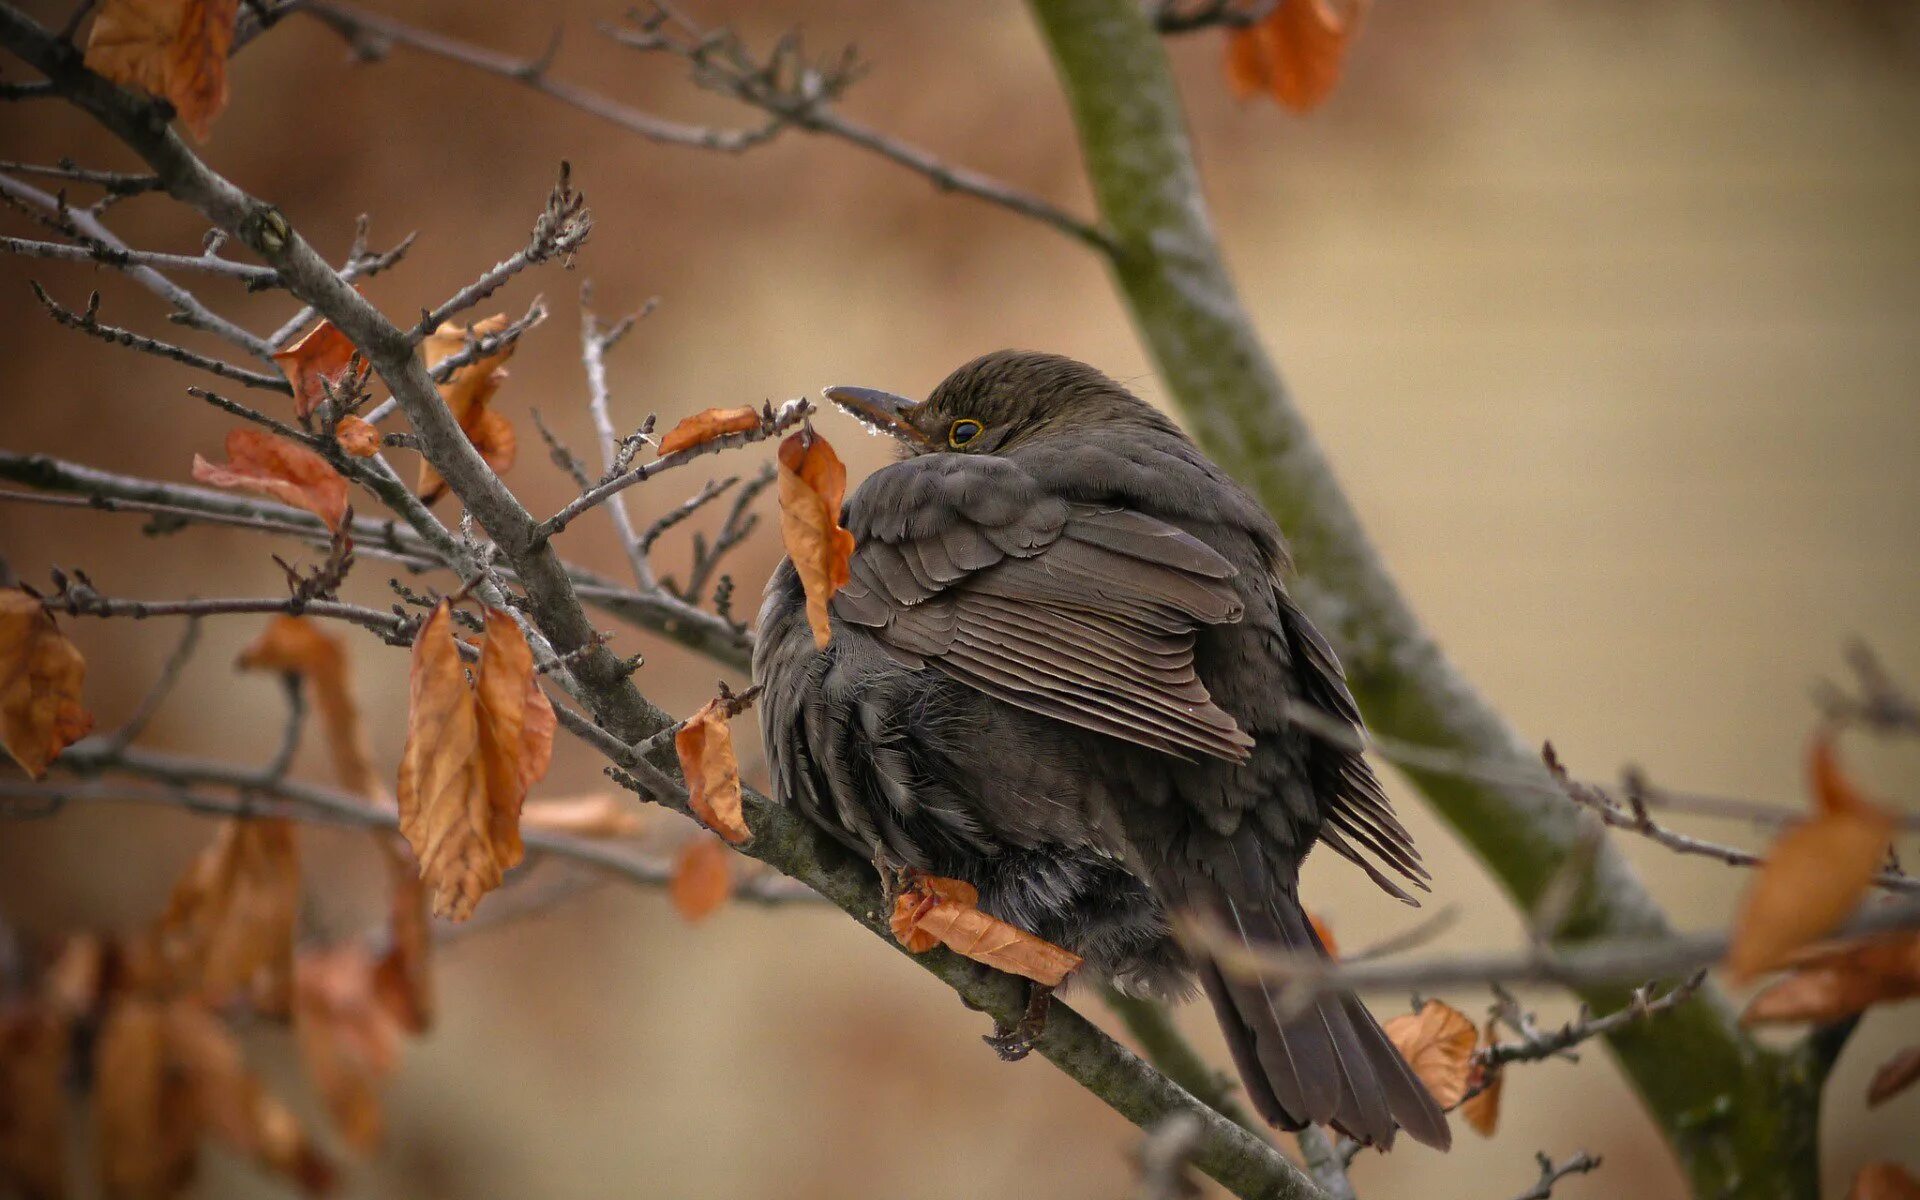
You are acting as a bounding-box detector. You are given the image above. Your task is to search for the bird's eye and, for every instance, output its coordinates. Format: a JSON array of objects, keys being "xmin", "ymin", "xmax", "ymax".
[{"xmin": 948, "ymin": 419, "xmax": 984, "ymax": 448}]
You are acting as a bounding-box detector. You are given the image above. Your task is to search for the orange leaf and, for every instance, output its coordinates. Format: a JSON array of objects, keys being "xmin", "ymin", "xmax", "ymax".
[
  {"xmin": 84, "ymin": 0, "xmax": 239, "ymax": 140},
  {"xmin": 163, "ymin": 999, "xmax": 335, "ymax": 1194},
  {"xmin": 155, "ymin": 818, "xmax": 299, "ymax": 1014},
  {"xmin": 657, "ymin": 406, "xmax": 761, "ymax": 456},
  {"xmin": 417, "ymin": 316, "xmax": 517, "ymax": 501},
  {"xmin": 473, "ymin": 607, "xmax": 552, "ymax": 876},
  {"xmin": 670, "ymin": 835, "xmax": 734, "ymax": 923},
  {"xmin": 1459, "ymin": 1019, "xmax": 1502, "ymax": 1136},
  {"xmin": 1384, "ymin": 999, "xmax": 1475, "ymax": 1110},
  {"xmin": 293, "ymin": 948, "xmax": 401, "ymax": 1154},
  {"xmin": 239, "ymin": 615, "xmax": 380, "ymax": 801},
  {"xmin": 1308, "ymin": 911, "xmax": 1339, "ymax": 959},
  {"xmin": 674, "ymin": 698, "xmax": 750, "ymax": 844},
  {"xmin": 889, "ymin": 873, "xmax": 1082, "ymax": 987},
  {"xmin": 95, "ymin": 996, "xmax": 200, "ymax": 1200},
  {"xmin": 1223, "ymin": 0, "xmax": 1364, "ymax": 114},
  {"xmin": 1868, "ymin": 1046, "xmax": 1920, "ymax": 1108},
  {"xmin": 1725, "ymin": 738, "xmax": 1894, "ymax": 982},
  {"xmin": 776, "ymin": 428, "xmax": 855, "ymax": 649},
  {"xmin": 1851, "ymin": 1163, "xmax": 1920, "ymax": 1200},
  {"xmin": 0, "ymin": 1003, "xmax": 70, "ymax": 1200},
  {"xmin": 192, "ymin": 429, "xmax": 348, "ymax": 532},
  {"xmin": 371, "ymin": 842, "xmax": 434, "ymax": 1036},
  {"xmin": 520, "ymin": 794, "xmax": 645, "ymax": 838},
  {"xmin": 273, "ymin": 320, "xmax": 359, "ymax": 422},
  {"xmin": 0, "ymin": 588, "xmax": 93, "ymax": 779},
  {"xmin": 1743, "ymin": 932, "xmax": 1920, "ymax": 1024},
  {"xmin": 333, "ymin": 415, "xmax": 380, "ymax": 458}
]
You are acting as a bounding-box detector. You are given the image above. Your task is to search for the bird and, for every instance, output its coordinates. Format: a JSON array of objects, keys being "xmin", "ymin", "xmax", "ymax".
[{"xmin": 753, "ymin": 349, "xmax": 1450, "ymax": 1150}]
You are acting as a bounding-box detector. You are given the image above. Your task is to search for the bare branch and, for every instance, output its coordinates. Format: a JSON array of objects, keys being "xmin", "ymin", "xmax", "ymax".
[
  {"xmin": 99, "ymin": 615, "xmax": 201, "ymax": 753},
  {"xmin": 580, "ymin": 290, "xmax": 654, "ymax": 588},
  {"xmin": 0, "ymin": 157, "xmax": 159, "ymax": 193},
  {"xmin": 1509, "ymin": 1152, "xmax": 1602, "ymax": 1200},
  {"xmin": 29, "ymin": 281, "xmax": 291, "ymax": 392},
  {"xmin": 1480, "ymin": 973, "xmax": 1707, "ymax": 1070},
  {"xmin": 2, "ymin": 232, "xmax": 279, "ymax": 280},
  {"xmin": 409, "ymin": 164, "xmax": 587, "ymax": 339},
  {"xmin": 1151, "ymin": 0, "xmax": 1275, "ymax": 34}
]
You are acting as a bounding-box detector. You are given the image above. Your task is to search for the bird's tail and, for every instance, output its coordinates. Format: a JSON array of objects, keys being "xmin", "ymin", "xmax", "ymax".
[{"xmin": 1195, "ymin": 889, "xmax": 1451, "ymax": 1151}]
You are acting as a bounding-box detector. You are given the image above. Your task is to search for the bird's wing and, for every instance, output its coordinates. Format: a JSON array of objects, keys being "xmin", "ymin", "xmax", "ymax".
[{"xmin": 833, "ymin": 454, "xmax": 1255, "ymax": 763}]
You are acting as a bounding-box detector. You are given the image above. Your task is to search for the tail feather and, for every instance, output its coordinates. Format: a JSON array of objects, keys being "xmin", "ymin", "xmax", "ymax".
[{"xmin": 1198, "ymin": 893, "xmax": 1451, "ymax": 1150}]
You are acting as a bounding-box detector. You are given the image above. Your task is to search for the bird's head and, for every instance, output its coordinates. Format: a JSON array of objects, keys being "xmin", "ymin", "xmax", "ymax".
[{"xmin": 824, "ymin": 349, "xmax": 1178, "ymax": 457}]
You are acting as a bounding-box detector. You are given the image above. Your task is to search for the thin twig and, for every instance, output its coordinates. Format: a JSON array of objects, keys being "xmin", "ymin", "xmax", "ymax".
[
  {"xmin": 101, "ymin": 616, "xmax": 202, "ymax": 753},
  {"xmin": 29, "ymin": 282, "xmax": 291, "ymax": 392},
  {"xmin": 580, "ymin": 291, "xmax": 654, "ymax": 587},
  {"xmin": 2, "ymin": 232, "xmax": 279, "ymax": 280},
  {"xmin": 1480, "ymin": 973, "xmax": 1706, "ymax": 1070},
  {"xmin": 1509, "ymin": 1152, "xmax": 1602, "ymax": 1200}
]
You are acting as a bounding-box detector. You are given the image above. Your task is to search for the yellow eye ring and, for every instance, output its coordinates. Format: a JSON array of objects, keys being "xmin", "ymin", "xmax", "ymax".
[{"xmin": 948, "ymin": 419, "xmax": 983, "ymax": 448}]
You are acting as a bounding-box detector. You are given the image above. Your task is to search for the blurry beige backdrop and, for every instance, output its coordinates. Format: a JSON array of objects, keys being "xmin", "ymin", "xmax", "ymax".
[{"xmin": 2, "ymin": 2, "xmax": 1917, "ymax": 1198}]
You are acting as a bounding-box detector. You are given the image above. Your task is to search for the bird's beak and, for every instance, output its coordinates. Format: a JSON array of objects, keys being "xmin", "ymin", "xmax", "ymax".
[{"xmin": 823, "ymin": 385, "xmax": 929, "ymax": 445}]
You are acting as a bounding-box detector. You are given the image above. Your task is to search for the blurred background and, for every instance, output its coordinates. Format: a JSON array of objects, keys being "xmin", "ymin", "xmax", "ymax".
[{"xmin": 2, "ymin": 1, "xmax": 1917, "ymax": 1197}]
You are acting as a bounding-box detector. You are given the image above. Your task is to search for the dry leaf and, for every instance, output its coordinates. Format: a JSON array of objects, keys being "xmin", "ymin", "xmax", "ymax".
[
  {"xmin": 163, "ymin": 1000, "xmax": 334, "ymax": 1194},
  {"xmin": 1459, "ymin": 1019, "xmax": 1502, "ymax": 1136},
  {"xmin": 890, "ymin": 873, "xmax": 1083, "ymax": 986},
  {"xmin": 273, "ymin": 321, "xmax": 358, "ymax": 422},
  {"xmin": 417, "ymin": 316, "xmax": 517, "ymax": 501},
  {"xmin": 238, "ymin": 616, "xmax": 380, "ymax": 800},
  {"xmin": 1224, "ymin": 0, "xmax": 1365, "ymax": 114},
  {"xmin": 95, "ymin": 996, "xmax": 199, "ymax": 1200},
  {"xmin": 371, "ymin": 842, "xmax": 433, "ymax": 1035},
  {"xmin": 0, "ymin": 1003, "xmax": 69, "ymax": 1200},
  {"xmin": 657, "ymin": 406, "xmax": 760, "ymax": 456},
  {"xmin": 333, "ymin": 415, "xmax": 380, "ymax": 459},
  {"xmin": 0, "ymin": 588, "xmax": 93, "ymax": 779},
  {"xmin": 670, "ymin": 835, "xmax": 734, "ymax": 923},
  {"xmin": 520, "ymin": 794, "xmax": 645, "ymax": 838},
  {"xmin": 776, "ymin": 428, "xmax": 855, "ymax": 649},
  {"xmin": 1384, "ymin": 999, "xmax": 1475, "ymax": 1110},
  {"xmin": 84, "ymin": 0, "xmax": 239, "ymax": 140},
  {"xmin": 1743, "ymin": 932, "xmax": 1920, "ymax": 1025},
  {"xmin": 156, "ymin": 819, "xmax": 299, "ymax": 1014},
  {"xmin": 1868, "ymin": 1046, "xmax": 1920, "ymax": 1108},
  {"xmin": 293, "ymin": 948, "xmax": 401, "ymax": 1154},
  {"xmin": 1851, "ymin": 1163, "xmax": 1920, "ymax": 1200},
  {"xmin": 192, "ymin": 429, "xmax": 348, "ymax": 533},
  {"xmin": 675, "ymin": 698, "xmax": 750, "ymax": 844},
  {"xmin": 1725, "ymin": 735, "xmax": 1894, "ymax": 982}
]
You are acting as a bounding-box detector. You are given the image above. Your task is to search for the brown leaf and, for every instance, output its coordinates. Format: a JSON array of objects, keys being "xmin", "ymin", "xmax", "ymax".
[
  {"xmin": 890, "ymin": 873, "xmax": 1083, "ymax": 986},
  {"xmin": 1743, "ymin": 932, "xmax": 1920, "ymax": 1024},
  {"xmin": 776, "ymin": 428, "xmax": 855, "ymax": 649},
  {"xmin": 84, "ymin": 0, "xmax": 239, "ymax": 140},
  {"xmin": 272, "ymin": 321, "xmax": 358, "ymax": 422},
  {"xmin": 0, "ymin": 588, "xmax": 93, "ymax": 779},
  {"xmin": 674, "ymin": 698, "xmax": 750, "ymax": 844},
  {"xmin": 1868, "ymin": 1046, "xmax": 1920, "ymax": 1108},
  {"xmin": 192, "ymin": 429, "xmax": 348, "ymax": 533},
  {"xmin": 95, "ymin": 996, "xmax": 199, "ymax": 1200},
  {"xmin": 370, "ymin": 842, "xmax": 434, "ymax": 1035},
  {"xmin": 333, "ymin": 415, "xmax": 380, "ymax": 459},
  {"xmin": 1851, "ymin": 1163, "xmax": 1920, "ymax": 1200},
  {"xmin": 1383, "ymin": 999, "xmax": 1475, "ymax": 1110},
  {"xmin": 520, "ymin": 794, "xmax": 645, "ymax": 838},
  {"xmin": 238, "ymin": 616, "xmax": 380, "ymax": 801},
  {"xmin": 669, "ymin": 835, "xmax": 734, "ymax": 923},
  {"xmin": 1725, "ymin": 737, "xmax": 1894, "ymax": 982},
  {"xmin": 417, "ymin": 316, "xmax": 517, "ymax": 501},
  {"xmin": 162, "ymin": 1000, "xmax": 334, "ymax": 1194},
  {"xmin": 657, "ymin": 406, "xmax": 761, "ymax": 456},
  {"xmin": 473, "ymin": 607, "xmax": 551, "ymax": 876},
  {"xmin": 0, "ymin": 1003, "xmax": 69, "ymax": 1200},
  {"xmin": 1224, "ymin": 0, "xmax": 1365, "ymax": 114},
  {"xmin": 155, "ymin": 819, "xmax": 299, "ymax": 1014},
  {"xmin": 293, "ymin": 948, "xmax": 401, "ymax": 1154},
  {"xmin": 1459, "ymin": 1019, "xmax": 1502, "ymax": 1136}
]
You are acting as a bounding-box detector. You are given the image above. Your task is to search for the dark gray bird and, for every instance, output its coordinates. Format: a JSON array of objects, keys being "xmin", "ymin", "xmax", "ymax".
[{"xmin": 754, "ymin": 350, "xmax": 1449, "ymax": 1150}]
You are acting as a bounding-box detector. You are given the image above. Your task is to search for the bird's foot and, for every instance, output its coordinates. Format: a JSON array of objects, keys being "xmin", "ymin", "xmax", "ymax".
[
  {"xmin": 873, "ymin": 850, "xmax": 916, "ymax": 907},
  {"xmin": 983, "ymin": 983, "xmax": 1053, "ymax": 1062}
]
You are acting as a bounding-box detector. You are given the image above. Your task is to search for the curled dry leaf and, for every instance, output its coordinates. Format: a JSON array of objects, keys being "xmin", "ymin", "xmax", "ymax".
[
  {"xmin": 333, "ymin": 415, "xmax": 380, "ymax": 459},
  {"xmin": 1383, "ymin": 999, "xmax": 1476, "ymax": 1110},
  {"xmin": 520, "ymin": 794, "xmax": 646, "ymax": 838},
  {"xmin": 273, "ymin": 320, "xmax": 359, "ymax": 422},
  {"xmin": 163, "ymin": 1000, "xmax": 335, "ymax": 1194},
  {"xmin": 156, "ymin": 818, "xmax": 299, "ymax": 1015},
  {"xmin": 1867, "ymin": 1046, "xmax": 1920, "ymax": 1108},
  {"xmin": 776, "ymin": 428, "xmax": 855, "ymax": 649},
  {"xmin": 1742, "ymin": 931, "xmax": 1920, "ymax": 1025},
  {"xmin": 294, "ymin": 947, "xmax": 403, "ymax": 1154},
  {"xmin": 889, "ymin": 872, "xmax": 1083, "ymax": 987},
  {"xmin": 417, "ymin": 315, "xmax": 518, "ymax": 501},
  {"xmin": 371, "ymin": 842, "xmax": 434, "ymax": 1036},
  {"xmin": 1725, "ymin": 734, "xmax": 1895, "ymax": 982},
  {"xmin": 0, "ymin": 588, "xmax": 94, "ymax": 780},
  {"xmin": 0, "ymin": 1003, "xmax": 70, "ymax": 1200},
  {"xmin": 657, "ymin": 406, "xmax": 761, "ymax": 456},
  {"xmin": 675, "ymin": 698, "xmax": 750, "ymax": 844},
  {"xmin": 239, "ymin": 615, "xmax": 381, "ymax": 800},
  {"xmin": 95, "ymin": 996, "xmax": 199, "ymax": 1200},
  {"xmin": 1224, "ymin": 0, "xmax": 1365, "ymax": 114},
  {"xmin": 83, "ymin": 0, "xmax": 239, "ymax": 140},
  {"xmin": 192, "ymin": 429, "xmax": 349, "ymax": 533},
  {"xmin": 1851, "ymin": 1163, "xmax": 1920, "ymax": 1200},
  {"xmin": 670, "ymin": 835, "xmax": 734, "ymax": 924}
]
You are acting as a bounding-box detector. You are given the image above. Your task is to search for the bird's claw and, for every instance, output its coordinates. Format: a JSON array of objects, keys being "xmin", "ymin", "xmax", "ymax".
[{"xmin": 983, "ymin": 983, "xmax": 1053, "ymax": 1062}]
